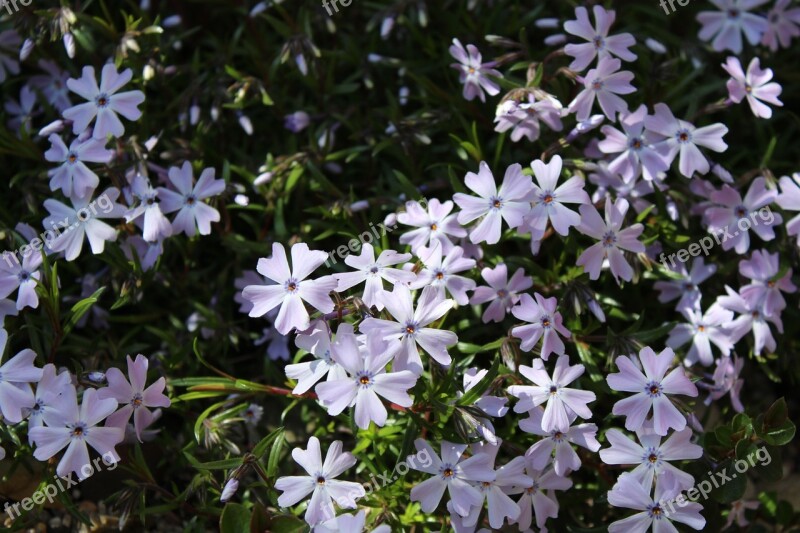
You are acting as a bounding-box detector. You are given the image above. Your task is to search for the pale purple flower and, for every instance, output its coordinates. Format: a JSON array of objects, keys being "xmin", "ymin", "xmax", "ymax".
[
  {"xmin": 0, "ymin": 250, "xmax": 42, "ymax": 311},
  {"xmin": 121, "ymin": 235, "xmax": 163, "ymax": 271},
  {"xmin": 274, "ymin": 437, "xmax": 365, "ymax": 525},
  {"xmin": 0, "ymin": 329, "xmax": 42, "ymax": 423},
  {"xmin": 97, "ymin": 354, "xmax": 170, "ymax": 442},
  {"xmin": 25, "ymin": 364, "xmax": 73, "ymax": 443},
  {"xmin": 460, "ymin": 367, "xmax": 508, "ymax": 445},
  {"xmin": 284, "ymin": 111, "xmax": 310, "ymax": 132},
  {"xmin": 29, "ymin": 388, "xmax": 124, "ymax": 480},
  {"xmin": 315, "ymin": 510, "xmax": 391, "ymax": 533},
  {"xmin": 725, "ymin": 499, "xmax": 760, "ymax": 528},
  {"xmin": 600, "ymin": 425, "xmax": 702, "ymax": 491},
  {"xmin": 563, "ymin": 5, "xmax": 637, "ymax": 71},
  {"xmin": 449, "ymin": 38, "xmax": 502, "ymax": 102},
  {"xmin": 453, "ymin": 162, "xmax": 532, "ymax": 244},
  {"xmin": 125, "ymin": 175, "xmax": 173, "ymax": 242},
  {"xmin": 705, "ymin": 177, "xmax": 781, "ymax": 254},
  {"xmin": 697, "ymin": 0, "xmax": 769, "ymax": 54},
  {"xmin": 30, "ymin": 60, "xmax": 72, "ymax": 112},
  {"xmin": 576, "ymin": 197, "xmax": 645, "ymax": 283},
  {"xmin": 359, "ymin": 284, "xmax": 457, "ymax": 374},
  {"xmin": 242, "ymin": 403, "xmax": 264, "ymax": 426},
  {"xmin": 460, "ymin": 440, "xmax": 532, "ymax": 529},
  {"xmin": 0, "ymin": 30, "xmax": 21, "ymax": 84},
  {"xmin": 508, "ymin": 457, "xmax": 572, "ymax": 532},
  {"xmin": 63, "ymin": 64, "xmax": 146, "ymax": 139},
  {"xmin": 715, "ymin": 285, "xmax": 782, "ymax": 355},
  {"xmin": 220, "ymin": 478, "xmax": 239, "ymax": 503},
  {"xmin": 667, "ymin": 306, "xmax": 735, "ymax": 366},
  {"xmin": 723, "ymin": 56, "xmax": 783, "ymax": 119},
  {"xmin": 698, "ymin": 355, "xmax": 744, "ymax": 412},
  {"xmin": 761, "ymin": 0, "xmax": 800, "ymax": 50},
  {"xmin": 654, "ymin": 257, "xmax": 717, "ymax": 313},
  {"xmin": 608, "ymin": 472, "xmax": 705, "ymax": 532},
  {"xmin": 523, "ymin": 155, "xmax": 590, "ymax": 236},
  {"xmin": 739, "ymin": 249, "xmax": 795, "ymax": 317},
  {"xmin": 44, "ymin": 134, "xmax": 113, "ymax": 198},
  {"xmin": 407, "ymin": 438, "xmax": 495, "ymax": 517},
  {"xmin": 255, "ymin": 324, "xmax": 290, "ymax": 361},
  {"xmin": 598, "ymin": 105, "xmax": 669, "ymax": 182},
  {"xmin": 511, "ymin": 293, "xmax": 571, "ymax": 361},
  {"xmin": 316, "ymin": 329, "xmax": 416, "ymax": 429},
  {"xmin": 334, "ymin": 243, "xmax": 415, "ymax": 310},
  {"xmin": 410, "ymin": 244, "xmax": 476, "ymax": 306},
  {"xmin": 5, "ymin": 85, "xmax": 38, "ymax": 134},
  {"xmin": 508, "ymin": 354, "xmax": 596, "ymax": 433},
  {"xmin": 493, "ymin": 95, "xmax": 563, "ymax": 143},
  {"xmin": 520, "ymin": 406, "xmax": 600, "ymax": 476},
  {"xmin": 234, "ymin": 270, "xmax": 263, "ymax": 314},
  {"xmin": 43, "ymin": 187, "xmax": 126, "ymax": 261},
  {"xmin": 397, "ymin": 199, "xmax": 466, "ymax": 254},
  {"xmin": 606, "ymin": 347, "xmax": 698, "ymax": 436},
  {"xmin": 286, "ymin": 321, "xmax": 348, "ymax": 395},
  {"xmin": 469, "ymin": 264, "xmax": 532, "ymax": 323},
  {"xmin": 645, "ymin": 103, "xmax": 729, "ymax": 178},
  {"xmin": 242, "ymin": 242, "xmax": 338, "ymax": 335},
  {"xmin": 156, "ymin": 162, "xmax": 225, "ymax": 236},
  {"xmin": 568, "ymin": 57, "xmax": 635, "ymax": 121},
  {"xmin": 776, "ymin": 173, "xmax": 800, "ymax": 246}
]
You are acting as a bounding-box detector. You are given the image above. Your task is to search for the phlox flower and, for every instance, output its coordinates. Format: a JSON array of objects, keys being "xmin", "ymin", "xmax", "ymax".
[
  {"xmin": 315, "ymin": 510, "xmax": 391, "ymax": 533},
  {"xmin": 608, "ymin": 472, "xmax": 705, "ymax": 532},
  {"xmin": 286, "ymin": 321, "xmax": 348, "ymax": 394},
  {"xmin": 242, "ymin": 242, "xmax": 338, "ymax": 335},
  {"xmin": 698, "ymin": 354, "xmax": 744, "ymax": 412},
  {"xmin": 511, "ymin": 293, "xmax": 571, "ymax": 361},
  {"xmin": 407, "ymin": 438, "xmax": 495, "ymax": 517},
  {"xmin": 606, "ymin": 346, "xmax": 698, "ymax": 436},
  {"xmin": 63, "ymin": 64, "xmax": 145, "ymax": 139},
  {"xmin": 493, "ymin": 94, "xmax": 563, "ymax": 143},
  {"xmin": 460, "ymin": 440, "xmax": 533, "ymax": 529},
  {"xmin": 723, "ymin": 56, "xmax": 783, "ymax": 119},
  {"xmin": 274, "ymin": 437, "xmax": 365, "ymax": 525},
  {"xmin": 25, "ymin": 364, "xmax": 73, "ymax": 441},
  {"xmin": 0, "ymin": 329, "xmax": 42, "ymax": 423},
  {"xmin": 508, "ymin": 458, "xmax": 572, "ymax": 532},
  {"xmin": 333, "ymin": 243, "xmax": 415, "ymax": 310},
  {"xmin": 29, "ymin": 388, "xmax": 124, "ymax": 480},
  {"xmin": 97, "ymin": 354, "xmax": 171, "ymax": 442},
  {"xmin": 469, "ymin": 263, "xmax": 532, "ymax": 323},
  {"xmin": 576, "ymin": 197, "xmax": 645, "ymax": 283},
  {"xmin": 459, "ymin": 367, "xmax": 508, "ymax": 445},
  {"xmin": 43, "ymin": 187, "xmax": 126, "ymax": 261},
  {"xmin": 0, "ymin": 250, "xmax": 42, "ymax": 311},
  {"xmin": 761, "ymin": 0, "xmax": 800, "ymax": 51},
  {"xmin": 705, "ymin": 177, "xmax": 781, "ymax": 254},
  {"xmin": 410, "ymin": 244, "xmax": 476, "ymax": 306},
  {"xmin": 563, "ymin": 5, "xmax": 637, "ymax": 71},
  {"xmin": 507, "ymin": 354, "xmax": 596, "ymax": 433},
  {"xmin": 30, "ymin": 60, "xmax": 72, "ymax": 112},
  {"xmin": 598, "ymin": 105, "xmax": 669, "ymax": 182},
  {"xmin": 568, "ymin": 57, "xmax": 635, "ymax": 121},
  {"xmin": 5, "ymin": 85, "xmax": 38, "ymax": 134},
  {"xmin": 158, "ymin": 161, "xmax": 226, "ymax": 237},
  {"xmin": 600, "ymin": 425, "xmax": 702, "ymax": 491},
  {"xmin": 359, "ymin": 284, "xmax": 457, "ymax": 374},
  {"xmin": 667, "ymin": 306, "xmax": 735, "ymax": 366},
  {"xmin": 523, "ymin": 155, "xmax": 590, "ymax": 237},
  {"xmin": 44, "ymin": 134, "xmax": 113, "ymax": 198},
  {"xmin": 725, "ymin": 499, "xmax": 760, "ymax": 529},
  {"xmin": 520, "ymin": 406, "xmax": 600, "ymax": 476},
  {"xmin": 645, "ymin": 103, "xmax": 728, "ymax": 178},
  {"xmin": 125, "ymin": 175, "xmax": 173, "ymax": 242},
  {"xmin": 776, "ymin": 173, "xmax": 800, "ymax": 246},
  {"xmin": 449, "ymin": 38, "xmax": 502, "ymax": 103},
  {"xmin": 397, "ymin": 199, "xmax": 466, "ymax": 254},
  {"xmin": 0, "ymin": 30, "xmax": 21, "ymax": 83},
  {"xmin": 696, "ymin": 0, "xmax": 769, "ymax": 54},
  {"xmin": 453, "ymin": 162, "xmax": 532, "ymax": 245},
  {"xmin": 739, "ymin": 249, "xmax": 795, "ymax": 317},
  {"xmin": 316, "ymin": 328, "xmax": 416, "ymax": 429},
  {"xmin": 715, "ymin": 285, "xmax": 782, "ymax": 355},
  {"xmin": 653, "ymin": 257, "xmax": 717, "ymax": 313},
  {"xmin": 121, "ymin": 235, "xmax": 163, "ymax": 271}
]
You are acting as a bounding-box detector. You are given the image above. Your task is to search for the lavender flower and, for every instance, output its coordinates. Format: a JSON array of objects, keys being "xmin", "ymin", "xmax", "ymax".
[
  {"xmin": 469, "ymin": 263, "xmax": 532, "ymax": 323},
  {"xmin": 333, "ymin": 243, "xmax": 415, "ymax": 310},
  {"xmin": 397, "ymin": 199, "xmax": 466, "ymax": 254},
  {"xmin": 696, "ymin": 0, "xmax": 769, "ymax": 54},
  {"xmin": 509, "ymin": 458, "xmax": 572, "ymax": 532},
  {"xmin": 158, "ymin": 162, "xmax": 226, "ymax": 237},
  {"xmin": 520, "ymin": 405, "xmax": 600, "ymax": 476},
  {"xmin": 761, "ymin": 0, "xmax": 800, "ymax": 51},
  {"xmin": 44, "ymin": 134, "xmax": 113, "ymax": 198},
  {"xmin": 568, "ymin": 57, "xmax": 636, "ymax": 121},
  {"xmin": 563, "ymin": 5, "xmax": 637, "ymax": 72},
  {"xmin": 449, "ymin": 38, "xmax": 502, "ymax": 102},
  {"xmin": 286, "ymin": 321, "xmax": 348, "ymax": 394},
  {"xmin": 667, "ymin": 307, "xmax": 735, "ymax": 366},
  {"xmin": 654, "ymin": 258, "xmax": 717, "ymax": 313},
  {"xmin": 776, "ymin": 173, "xmax": 800, "ymax": 246},
  {"xmin": 598, "ymin": 105, "xmax": 669, "ymax": 182},
  {"xmin": 705, "ymin": 177, "xmax": 781, "ymax": 254},
  {"xmin": 524, "ymin": 155, "xmax": 590, "ymax": 237},
  {"xmin": 0, "ymin": 330, "xmax": 42, "ymax": 423},
  {"xmin": 739, "ymin": 249, "xmax": 795, "ymax": 317},
  {"xmin": 410, "ymin": 244, "xmax": 476, "ymax": 306},
  {"xmin": 723, "ymin": 56, "xmax": 783, "ymax": 119},
  {"xmin": 0, "ymin": 250, "xmax": 42, "ymax": 311},
  {"xmin": 511, "ymin": 293, "xmax": 571, "ymax": 361}
]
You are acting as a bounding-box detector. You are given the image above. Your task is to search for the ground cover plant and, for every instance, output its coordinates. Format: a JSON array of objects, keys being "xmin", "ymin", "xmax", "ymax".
[{"xmin": 0, "ymin": 0, "xmax": 799, "ymax": 531}]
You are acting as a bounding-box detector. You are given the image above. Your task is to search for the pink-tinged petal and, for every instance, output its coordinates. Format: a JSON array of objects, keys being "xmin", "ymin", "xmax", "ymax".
[
  {"xmin": 99, "ymin": 64, "xmax": 132, "ymax": 94},
  {"xmin": 29, "ymin": 426, "xmax": 71, "ymax": 460},
  {"xmin": 415, "ymin": 328, "xmax": 456, "ymax": 366},
  {"xmin": 608, "ymin": 512, "xmax": 652, "ymax": 533},
  {"xmin": 316, "ymin": 379, "xmax": 358, "ymax": 416},
  {"xmin": 98, "ymin": 367, "xmax": 133, "ymax": 403},
  {"xmin": 84, "ymin": 425, "xmax": 124, "ymax": 459},
  {"xmin": 607, "ymin": 246, "xmax": 634, "ymax": 282},
  {"xmin": 290, "ymin": 243, "xmax": 328, "ymax": 282},
  {"xmin": 325, "ymin": 479, "xmax": 364, "ymax": 508},
  {"xmin": 383, "ymin": 284, "xmax": 415, "ymax": 323},
  {"xmin": 659, "ymin": 427, "xmax": 703, "ymax": 460},
  {"xmin": 257, "ymin": 243, "xmax": 291, "ymax": 283},
  {"xmin": 142, "ymin": 378, "xmax": 170, "ymax": 408},
  {"xmin": 127, "ymin": 354, "xmax": 148, "ymax": 392},
  {"xmin": 559, "ymin": 389, "xmax": 596, "ymax": 420},
  {"xmin": 322, "ymin": 440, "xmax": 357, "ymax": 479},
  {"xmin": 576, "ymin": 243, "xmax": 606, "ymax": 280},
  {"xmin": 293, "ymin": 436, "xmax": 323, "ymax": 476},
  {"xmin": 243, "ymin": 284, "xmax": 284, "ymax": 318},
  {"xmin": 464, "ymin": 161, "xmax": 497, "ymax": 199},
  {"xmin": 661, "ymin": 367, "xmax": 698, "ymax": 397},
  {"xmin": 469, "ymin": 210, "xmax": 502, "ymax": 244},
  {"xmin": 599, "ymin": 429, "xmax": 644, "ymax": 465},
  {"xmin": 0, "ymin": 381, "xmax": 35, "ymax": 423},
  {"xmin": 1, "ymin": 348, "xmax": 42, "ymax": 382},
  {"xmin": 613, "ymin": 393, "xmax": 652, "ymax": 432},
  {"xmin": 298, "ymin": 277, "xmax": 337, "ymax": 314},
  {"xmin": 652, "ymin": 395, "xmax": 686, "ymax": 436},
  {"xmin": 373, "ymin": 372, "xmax": 416, "ymax": 406},
  {"xmin": 80, "ymin": 389, "xmax": 118, "ymax": 427},
  {"xmin": 354, "ymin": 389, "xmax": 386, "ymax": 428},
  {"xmin": 59, "ymin": 439, "xmax": 92, "ymax": 480},
  {"xmin": 553, "ymin": 441, "xmax": 580, "ymax": 476}
]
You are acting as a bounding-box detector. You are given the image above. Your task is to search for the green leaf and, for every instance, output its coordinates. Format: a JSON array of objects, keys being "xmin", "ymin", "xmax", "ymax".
[
  {"xmin": 220, "ymin": 503, "xmax": 251, "ymax": 533},
  {"xmin": 65, "ymin": 286, "xmax": 106, "ymax": 331},
  {"xmin": 267, "ymin": 515, "xmax": 307, "ymax": 533},
  {"xmin": 457, "ymin": 357, "xmax": 499, "ymax": 407},
  {"xmin": 253, "ymin": 427, "xmax": 285, "ymax": 459},
  {"xmin": 266, "ymin": 430, "xmax": 286, "ymax": 478},
  {"xmin": 764, "ymin": 397, "xmax": 788, "ymax": 427}
]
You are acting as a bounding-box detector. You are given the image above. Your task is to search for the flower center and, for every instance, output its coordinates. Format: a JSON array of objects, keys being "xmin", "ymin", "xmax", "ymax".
[
  {"xmin": 316, "ymin": 475, "xmax": 326, "ymax": 485},
  {"xmin": 18, "ymin": 270, "xmax": 30, "ymax": 282},
  {"xmin": 676, "ymin": 129, "xmax": 692, "ymax": 143},
  {"xmin": 734, "ymin": 205, "xmax": 748, "ymax": 218},
  {"xmin": 185, "ymin": 194, "xmax": 197, "ymax": 206},
  {"xmin": 95, "ymin": 93, "xmax": 110, "ymax": 108},
  {"xmin": 132, "ymin": 392, "xmax": 143, "ymax": 408},
  {"xmin": 70, "ymin": 422, "xmax": 88, "ymax": 438},
  {"xmin": 602, "ymin": 231, "xmax": 617, "ymax": 247},
  {"xmin": 697, "ymin": 325, "xmax": 706, "ymax": 332},
  {"xmin": 728, "ymin": 9, "xmax": 740, "ymax": 19},
  {"xmin": 630, "ymin": 138, "xmax": 643, "ymax": 150},
  {"xmin": 67, "ymin": 152, "xmax": 78, "ymax": 164},
  {"xmin": 285, "ymin": 278, "xmax": 299, "ymax": 293},
  {"xmin": 648, "ymin": 453, "xmax": 658, "ymax": 463},
  {"xmin": 497, "ymin": 289, "xmax": 508, "ymax": 298},
  {"xmin": 540, "ymin": 192, "xmax": 555, "ymax": 204},
  {"xmin": 440, "ymin": 465, "xmax": 455, "ymax": 479},
  {"xmin": 405, "ymin": 321, "xmax": 418, "ymax": 335},
  {"xmin": 549, "ymin": 385, "xmax": 558, "ymax": 396},
  {"xmin": 490, "ymin": 196, "xmax": 503, "ymax": 209},
  {"xmin": 591, "ymin": 78, "xmax": 603, "ymax": 91},
  {"xmin": 430, "ymin": 223, "xmax": 438, "ymax": 231},
  {"xmin": 369, "ymin": 265, "xmax": 380, "ymax": 274},
  {"xmin": 649, "ymin": 504, "xmax": 664, "ymax": 519},
  {"xmin": 541, "ymin": 316, "xmax": 551, "ymax": 329},
  {"xmin": 646, "ymin": 381, "xmax": 663, "ymax": 397},
  {"xmin": 593, "ymin": 36, "xmax": 605, "ymax": 50},
  {"xmin": 435, "ymin": 270, "xmax": 445, "ymax": 280}
]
